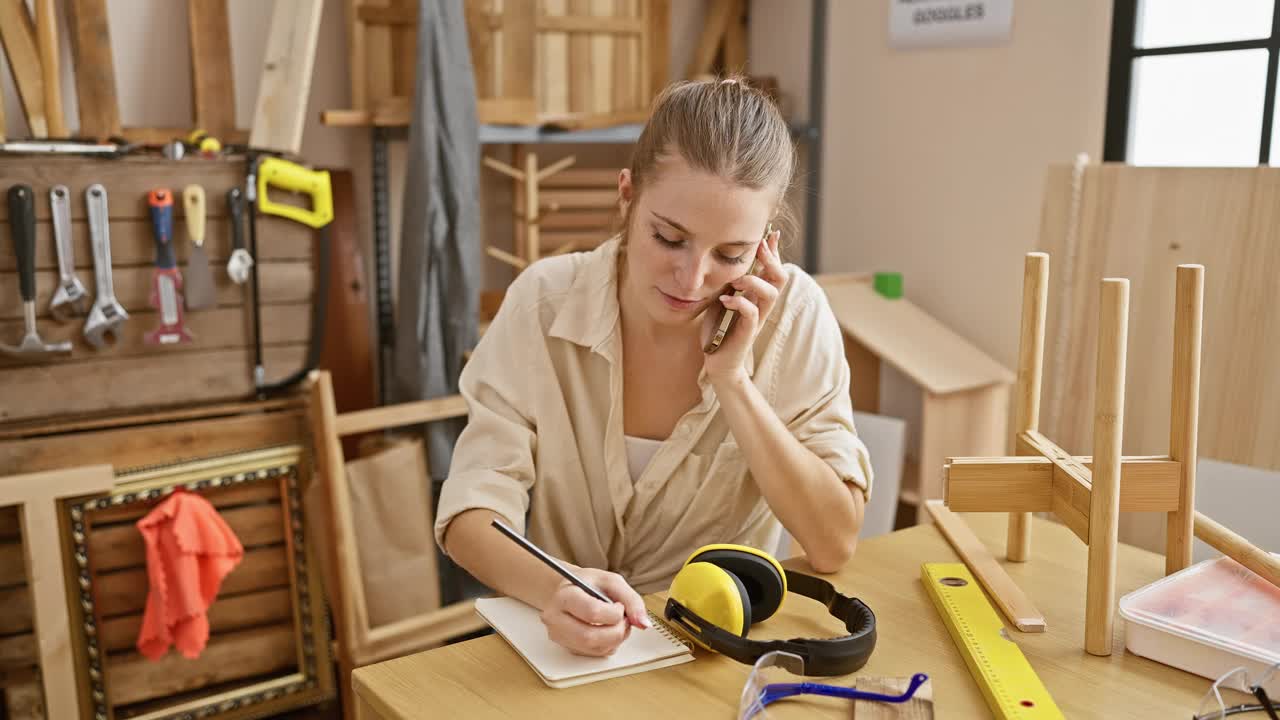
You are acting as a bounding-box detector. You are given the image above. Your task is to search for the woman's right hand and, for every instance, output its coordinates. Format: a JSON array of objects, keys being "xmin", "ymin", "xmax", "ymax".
[{"xmin": 539, "ymin": 568, "xmax": 652, "ymax": 657}]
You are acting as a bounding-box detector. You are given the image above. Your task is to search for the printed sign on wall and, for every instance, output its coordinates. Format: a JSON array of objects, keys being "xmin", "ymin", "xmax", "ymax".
[{"xmin": 889, "ymin": 0, "xmax": 1014, "ymax": 49}]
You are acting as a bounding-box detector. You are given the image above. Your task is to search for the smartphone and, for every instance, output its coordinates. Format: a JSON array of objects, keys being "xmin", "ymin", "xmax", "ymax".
[{"xmin": 703, "ymin": 239, "xmax": 767, "ymax": 354}]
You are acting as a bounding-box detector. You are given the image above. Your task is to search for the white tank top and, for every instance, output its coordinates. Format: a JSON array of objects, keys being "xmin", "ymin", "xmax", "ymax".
[{"xmin": 623, "ymin": 435, "xmax": 664, "ymax": 482}]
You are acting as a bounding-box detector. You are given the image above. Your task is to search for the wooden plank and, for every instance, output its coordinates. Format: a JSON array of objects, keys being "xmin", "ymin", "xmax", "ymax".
[
  {"xmin": 105, "ymin": 623, "xmax": 296, "ymax": 707},
  {"xmin": 0, "ymin": 344, "xmax": 308, "ymax": 423},
  {"xmin": 0, "ymin": 408, "xmax": 306, "ymax": 474},
  {"xmin": 99, "ymin": 586, "xmax": 293, "ymax": 653},
  {"xmin": 187, "ymin": 0, "xmax": 237, "ymax": 137},
  {"xmin": 0, "ymin": 218, "xmax": 312, "ymax": 273},
  {"xmin": 590, "ymin": 0, "xmax": 614, "ymax": 115},
  {"xmin": 35, "ymin": 0, "xmax": 66, "ymax": 137},
  {"xmin": 466, "ymin": 0, "xmax": 494, "ymax": 99},
  {"xmin": 363, "ymin": 0, "xmax": 395, "ymax": 108},
  {"xmin": 721, "ymin": 0, "xmax": 746, "ymax": 73},
  {"xmin": 117, "ymin": 125, "xmax": 248, "ymax": 145},
  {"xmin": 0, "ymin": 507, "xmax": 18, "ymax": 540},
  {"xmin": 846, "ymin": 335, "xmax": 880, "ymax": 413},
  {"xmin": 503, "ymin": 0, "xmax": 538, "ymax": 120},
  {"xmin": 0, "ymin": 540, "xmax": 23, "ymax": 586},
  {"xmin": 925, "ymin": 501, "xmax": 1045, "ymax": 632},
  {"xmin": 94, "ymin": 544, "xmax": 286, "ymax": 618},
  {"xmin": 945, "ymin": 456, "xmax": 1180, "ymax": 513},
  {"xmin": 644, "ymin": 0, "xmax": 670, "ymax": 99},
  {"xmin": 613, "ymin": 0, "xmax": 636, "ymax": 113},
  {"xmin": 1166, "ymin": 264, "xmax": 1203, "ymax": 574},
  {"xmin": 915, "ymin": 385, "xmax": 1009, "ymax": 522},
  {"xmin": 335, "ymin": 395, "xmax": 468, "ymax": 436},
  {"xmin": 346, "ymin": 0, "xmax": 367, "ymax": 109},
  {"xmin": 0, "ymin": 304, "xmax": 310, "ymax": 366},
  {"xmin": 0, "ymin": 0, "xmax": 49, "ymax": 137},
  {"xmin": 0, "ymin": 465, "xmax": 115, "ymax": 720},
  {"xmin": 249, "ymin": 0, "xmax": 324, "ymax": 155},
  {"xmin": 568, "ymin": 0, "xmax": 592, "ymax": 115},
  {"xmin": 539, "ymin": 210, "xmax": 616, "ymax": 232},
  {"xmin": 89, "ymin": 502, "xmax": 285, "ymax": 573},
  {"xmin": 390, "ymin": 0, "xmax": 416, "ymax": 98},
  {"xmin": 538, "ymin": 169, "xmax": 619, "ymax": 188},
  {"xmin": 1039, "ymin": 165, "xmax": 1280, "ymax": 473},
  {"xmin": 539, "ymin": 189, "xmax": 619, "ymax": 210},
  {"xmin": 821, "ymin": 280, "xmax": 1015, "ymax": 395},
  {"xmin": 0, "ymin": 585, "xmax": 32, "ymax": 633},
  {"xmin": 0, "ymin": 261, "xmax": 313, "ymax": 320},
  {"xmin": 357, "ymin": 5, "xmax": 415, "ymax": 25},
  {"xmin": 66, "ymin": 0, "xmax": 122, "ymax": 138},
  {"xmin": 537, "ymin": 15, "xmax": 645, "ymax": 34},
  {"xmin": 3, "ymin": 679, "xmax": 43, "ymax": 720},
  {"xmin": 0, "ymin": 158, "xmax": 254, "ymax": 221},
  {"xmin": 686, "ymin": 0, "xmax": 734, "ymax": 78},
  {"xmin": 0, "ymin": 631, "xmax": 35, "ymax": 669}
]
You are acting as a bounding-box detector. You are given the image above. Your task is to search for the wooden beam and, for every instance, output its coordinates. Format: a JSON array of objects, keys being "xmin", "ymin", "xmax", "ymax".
[
  {"xmin": 67, "ymin": 0, "xmax": 121, "ymax": 138},
  {"xmin": 537, "ymin": 15, "xmax": 645, "ymax": 34},
  {"xmin": 1167, "ymin": 264, "xmax": 1204, "ymax": 574},
  {"xmin": 1195, "ymin": 511, "xmax": 1280, "ymax": 589},
  {"xmin": 0, "ymin": 465, "xmax": 116, "ymax": 720},
  {"xmin": 35, "ymin": 0, "xmax": 66, "ymax": 137},
  {"xmin": 0, "ymin": 0, "xmax": 49, "ymax": 137},
  {"xmin": 946, "ymin": 455, "xmax": 1180, "ymax": 513},
  {"xmin": 188, "ymin": 0, "xmax": 237, "ymax": 137},
  {"xmin": 357, "ymin": 4, "xmax": 416, "ymax": 25},
  {"xmin": 249, "ymin": 0, "xmax": 323, "ymax": 155},
  {"xmin": 334, "ymin": 395, "xmax": 468, "ymax": 437},
  {"xmin": 925, "ymin": 501, "xmax": 1045, "ymax": 632},
  {"xmin": 686, "ymin": 0, "xmax": 734, "ymax": 78},
  {"xmin": 1086, "ymin": 278, "xmax": 1128, "ymax": 657},
  {"xmin": 1009, "ymin": 252, "xmax": 1049, "ymax": 561}
]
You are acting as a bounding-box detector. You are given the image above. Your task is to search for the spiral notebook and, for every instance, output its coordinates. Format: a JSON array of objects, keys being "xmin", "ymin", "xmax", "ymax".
[{"xmin": 474, "ymin": 597, "xmax": 694, "ymax": 688}]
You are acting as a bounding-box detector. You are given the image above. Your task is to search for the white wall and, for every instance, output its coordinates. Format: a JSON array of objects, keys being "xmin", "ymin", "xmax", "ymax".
[{"xmin": 818, "ymin": 1, "xmax": 1114, "ymax": 375}]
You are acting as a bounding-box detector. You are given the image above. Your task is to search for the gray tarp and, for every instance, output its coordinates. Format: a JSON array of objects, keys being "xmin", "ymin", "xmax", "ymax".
[{"xmin": 392, "ymin": 0, "xmax": 481, "ymax": 487}]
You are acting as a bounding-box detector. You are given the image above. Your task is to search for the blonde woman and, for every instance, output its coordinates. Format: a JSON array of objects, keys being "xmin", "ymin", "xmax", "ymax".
[{"xmin": 435, "ymin": 78, "xmax": 873, "ymax": 657}]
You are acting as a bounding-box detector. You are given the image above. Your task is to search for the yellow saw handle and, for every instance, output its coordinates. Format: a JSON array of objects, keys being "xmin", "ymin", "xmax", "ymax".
[{"xmin": 257, "ymin": 156, "xmax": 334, "ymax": 229}]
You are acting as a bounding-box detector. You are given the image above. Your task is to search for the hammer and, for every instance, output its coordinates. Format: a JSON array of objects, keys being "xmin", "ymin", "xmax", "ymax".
[{"xmin": 2, "ymin": 185, "xmax": 72, "ymax": 356}]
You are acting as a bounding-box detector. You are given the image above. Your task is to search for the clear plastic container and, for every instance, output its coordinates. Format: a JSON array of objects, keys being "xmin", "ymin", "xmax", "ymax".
[{"xmin": 1118, "ymin": 554, "xmax": 1280, "ymax": 695}]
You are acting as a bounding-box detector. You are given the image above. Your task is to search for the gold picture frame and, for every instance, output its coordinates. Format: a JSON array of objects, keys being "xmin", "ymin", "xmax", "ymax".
[{"xmin": 63, "ymin": 445, "xmax": 333, "ymax": 720}]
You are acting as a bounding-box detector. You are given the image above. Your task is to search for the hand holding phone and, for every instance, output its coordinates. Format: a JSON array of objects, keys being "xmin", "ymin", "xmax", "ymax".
[{"xmin": 704, "ymin": 223, "xmax": 773, "ymax": 354}]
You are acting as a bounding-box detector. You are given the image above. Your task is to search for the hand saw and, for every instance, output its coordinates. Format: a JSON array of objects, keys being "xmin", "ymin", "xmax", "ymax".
[{"xmin": 250, "ymin": 155, "xmax": 333, "ymax": 394}]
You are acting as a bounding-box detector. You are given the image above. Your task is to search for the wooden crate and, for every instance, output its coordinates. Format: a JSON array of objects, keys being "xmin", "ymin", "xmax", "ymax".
[
  {"xmin": 336, "ymin": 0, "xmax": 669, "ymax": 128},
  {"xmin": 0, "ymin": 157, "xmax": 317, "ymax": 426},
  {"xmin": 0, "ymin": 400, "xmax": 333, "ymax": 720}
]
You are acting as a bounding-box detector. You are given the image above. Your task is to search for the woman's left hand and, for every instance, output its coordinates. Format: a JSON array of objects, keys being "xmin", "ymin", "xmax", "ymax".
[{"xmin": 701, "ymin": 228, "xmax": 786, "ymax": 382}]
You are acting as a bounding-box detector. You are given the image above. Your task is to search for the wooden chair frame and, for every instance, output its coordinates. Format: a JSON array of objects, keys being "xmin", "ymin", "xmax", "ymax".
[{"xmin": 305, "ymin": 371, "xmax": 487, "ymax": 715}]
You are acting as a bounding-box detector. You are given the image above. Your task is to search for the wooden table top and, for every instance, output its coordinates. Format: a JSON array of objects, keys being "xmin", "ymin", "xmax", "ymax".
[{"xmin": 353, "ymin": 514, "xmax": 1233, "ymax": 718}]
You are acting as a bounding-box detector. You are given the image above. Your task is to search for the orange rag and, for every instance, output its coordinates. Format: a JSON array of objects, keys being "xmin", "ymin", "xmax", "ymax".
[{"xmin": 135, "ymin": 489, "xmax": 245, "ymax": 660}]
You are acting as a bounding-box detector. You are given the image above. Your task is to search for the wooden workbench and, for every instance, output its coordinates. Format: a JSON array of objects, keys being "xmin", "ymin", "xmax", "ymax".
[{"xmin": 352, "ymin": 514, "xmax": 1232, "ymax": 718}]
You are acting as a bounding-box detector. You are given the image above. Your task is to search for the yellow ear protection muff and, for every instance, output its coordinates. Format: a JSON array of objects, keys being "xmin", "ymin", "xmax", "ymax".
[{"xmin": 664, "ymin": 544, "xmax": 877, "ymax": 676}]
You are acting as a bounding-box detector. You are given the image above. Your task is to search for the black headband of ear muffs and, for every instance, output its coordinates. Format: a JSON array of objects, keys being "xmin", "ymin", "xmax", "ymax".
[{"xmin": 663, "ymin": 569, "xmax": 877, "ymax": 676}]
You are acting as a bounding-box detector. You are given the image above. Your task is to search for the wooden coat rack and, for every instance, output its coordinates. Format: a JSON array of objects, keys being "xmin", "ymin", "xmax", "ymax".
[{"xmin": 483, "ymin": 151, "xmax": 582, "ymax": 271}]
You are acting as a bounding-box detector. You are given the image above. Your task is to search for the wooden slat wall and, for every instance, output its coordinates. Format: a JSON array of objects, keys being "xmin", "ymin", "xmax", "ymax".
[
  {"xmin": 536, "ymin": 167, "xmax": 618, "ymax": 256},
  {"xmin": 0, "ymin": 404, "xmax": 310, "ymax": 719},
  {"xmin": 0, "ymin": 158, "xmax": 316, "ymax": 424},
  {"xmin": 83, "ymin": 478, "xmax": 298, "ymax": 709}
]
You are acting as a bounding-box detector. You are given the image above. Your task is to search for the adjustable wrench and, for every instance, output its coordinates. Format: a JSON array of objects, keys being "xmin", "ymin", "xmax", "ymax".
[
  {"xmin": 82, "ymin": 184, "xmax": 128, "ymax": 348},
  {"xmin": 48, "ymin": 185, "xmax": 89, "ymax": 320}
]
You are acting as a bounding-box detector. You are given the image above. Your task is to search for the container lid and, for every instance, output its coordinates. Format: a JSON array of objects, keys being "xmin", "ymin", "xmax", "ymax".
[{"xmin": 1119, "ymin": 555, "xmax": 1280, "ymax": 663}]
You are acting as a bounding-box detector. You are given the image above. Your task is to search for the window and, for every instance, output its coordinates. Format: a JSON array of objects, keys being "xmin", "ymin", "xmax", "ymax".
[{"xmin": 1105, "ymin": 1, "xmax": 1280, "ymax": 165}]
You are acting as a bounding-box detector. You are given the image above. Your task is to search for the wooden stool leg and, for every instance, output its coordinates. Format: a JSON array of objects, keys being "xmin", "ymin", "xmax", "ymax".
[
  {"xmin": 1166, "ymin": 264, "xmax": 1203, "ymax": 575},
  {"xmin": 1086, "ymin": 279, "xmax": 1128, "ymax": 656},
  {"xmin": 1009, "ymin": 252, "xmax": 1049, "ymax": 561}
]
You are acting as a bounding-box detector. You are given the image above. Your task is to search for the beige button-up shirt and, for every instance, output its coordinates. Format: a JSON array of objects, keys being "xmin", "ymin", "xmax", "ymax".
[{"xmin": 434, "ymin": 237, "xmax": 872, "ymax": 593}]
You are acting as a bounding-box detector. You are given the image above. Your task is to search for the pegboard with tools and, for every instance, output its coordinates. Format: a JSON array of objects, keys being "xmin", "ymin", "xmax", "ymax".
[{"xmin": 0, "ymin": 157, "xmax": 319, "ymax": 426}]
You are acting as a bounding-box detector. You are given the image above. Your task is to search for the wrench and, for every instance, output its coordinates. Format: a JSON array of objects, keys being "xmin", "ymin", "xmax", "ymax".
[
  {"xmin": 82, "ymin": 184, "xmax": 128, "ymax": 348},
  {"xmin": 48, "ymin": 185, "xmax": 89, "ymax": 320}
]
